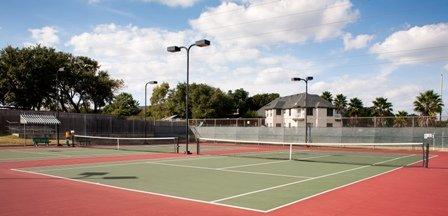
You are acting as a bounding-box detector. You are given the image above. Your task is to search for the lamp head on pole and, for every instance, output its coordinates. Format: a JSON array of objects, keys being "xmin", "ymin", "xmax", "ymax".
[
  {"xmin": 148, "ymin": 81, "xmax": 158, "ymax": 84},
  {"xmin": 167, "ymin": 46, "xmax": 181, "ymax": 52},
  {"xmin": 195, "ymin": 39, "xmax": 211, "ymax": 47}
]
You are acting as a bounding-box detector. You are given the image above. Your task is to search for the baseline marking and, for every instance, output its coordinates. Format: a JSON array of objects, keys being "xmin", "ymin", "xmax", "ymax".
[{"xmin": 211, "ymin": 154, "xmax": 416, "ymax": 203}]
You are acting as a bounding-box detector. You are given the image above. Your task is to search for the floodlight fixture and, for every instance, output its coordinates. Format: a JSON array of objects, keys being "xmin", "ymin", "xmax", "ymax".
[
  {"xmin": 195, "ymin": 39, "xmax": 211, "ymax": 47},
  {"xmin": 167, "ymin": 46, "xmax": 181, "ymax": 52}
]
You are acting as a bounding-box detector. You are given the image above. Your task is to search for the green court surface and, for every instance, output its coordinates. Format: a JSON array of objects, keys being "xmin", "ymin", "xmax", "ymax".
[
  {"xmin": 0, "ymin": 148, "xmax": 145, "ymax": 161},
  {"xmin": 0, "ymin": 144, "xmax": 248, "ymax": 162},
  {"xmin": 17, "ymin": 152, "xmax": 423, "ymax": 212}
]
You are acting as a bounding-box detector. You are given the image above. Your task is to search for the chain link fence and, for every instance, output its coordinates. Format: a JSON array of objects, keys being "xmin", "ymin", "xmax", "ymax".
[
  {"xmin": 1, "ymin": 109, "xmax": 185, "ymax": 138},
  {"xmin": 190, "ymin": 118, "xmax": 448, "ymax": 149}
]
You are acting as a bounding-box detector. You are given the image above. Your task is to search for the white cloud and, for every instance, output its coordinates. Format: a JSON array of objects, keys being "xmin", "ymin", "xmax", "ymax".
[
  {"xmin": 370, "ymin": 23, "xmax": 448, "ymax": 65},
  {"xmin": 66, "ymin": 23, "xmax": 321, "ymax": 102},
  {"xmin": 190, "ymin": 0, "xmax": 358, "ymax": 47},
  {"xmin": 140, "ymin": 0, "xmax": 200, "ymax": 8},
  {"xmin": 342, "ymin": 33, "xmax": 373, "ymax": 51},
  {"xmin": 27, "ymin": 26, "xmax": 60, "ymax": 47},
  {"xmin": 87, "ymin": 0, "xmax": 101, "ymax": 4},
  {"xmin": 311, "ymin": 66, "xmax": 422, "ymax": 112}
]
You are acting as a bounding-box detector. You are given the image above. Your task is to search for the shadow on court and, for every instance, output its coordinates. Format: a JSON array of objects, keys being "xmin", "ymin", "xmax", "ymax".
[{"xmin": 74, "ymin": 172, "xmax": 137, "ymax": 180}]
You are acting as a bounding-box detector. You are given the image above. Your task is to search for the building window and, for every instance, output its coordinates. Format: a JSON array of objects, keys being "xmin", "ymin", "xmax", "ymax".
[
  {"xmin": 288, "ymin": 109, "xmax": 291, "ymax": 116},
  {"xmin": 327, "ymin": 123, "xmax": 333, "ymax": 127},
  {"xmin": 276, "ymin": 109, "xmax": 282, "ymax": 115},
  {"xmin": 327, "ymin": 108, "xmax": 334, "ymax": 116},
  {"xmin": 306, "ymin": 107, "xmax": 313, "ymax": 116},
  {"xmin": 276, "ymin": 123, "xmax": 281, "ymax": 127}
]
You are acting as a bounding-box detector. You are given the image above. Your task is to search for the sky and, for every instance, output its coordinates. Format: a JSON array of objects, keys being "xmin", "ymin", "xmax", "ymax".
[{"xmin": 0, "ymin": 0, "xmax": 447, "ymax": 113}]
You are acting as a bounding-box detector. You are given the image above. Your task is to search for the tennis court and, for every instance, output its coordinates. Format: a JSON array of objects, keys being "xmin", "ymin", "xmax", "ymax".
[{"xmin": 11, "ymin": 140, "xmax": 428, "ymax": 212}]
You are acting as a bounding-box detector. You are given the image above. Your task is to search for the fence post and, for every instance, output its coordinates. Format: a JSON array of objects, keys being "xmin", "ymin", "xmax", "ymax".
[{"xmin": 442, "ymin": 131, "xmax": 445, "ymax": 149}]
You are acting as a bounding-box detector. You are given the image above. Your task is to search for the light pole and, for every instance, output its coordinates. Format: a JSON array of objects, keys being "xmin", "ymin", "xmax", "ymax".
[
  {"xmin": 56, "ymin": 67, "xmax": 64, "ymax": 146},
  {"xmin": 440, "ymin": 72, "xmax": 444, "ymax": 121},
  {"xmin": 167, "ymin": 39, "xmax": 211, "ymax": 154},
  {"xmin": 291, "ymin": 76, "xmax": 313, "ymax": 143},
  {"xmin": 144, "ymin": 81, "xmax": 158, "ymax": 141}
]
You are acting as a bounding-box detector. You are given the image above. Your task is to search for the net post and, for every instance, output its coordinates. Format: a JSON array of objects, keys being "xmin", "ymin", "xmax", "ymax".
[
  {"xmin": 175, "ymin": 137, "xmax": 180, "ymax": 153},
  {"xmin": 424, "ymin": 142, "xmax": 430, "ymax": 168},
  {"xmin": 196, "ymin": 138, "xmax": 200, "ymax": 155},
  {"xmin": 117, "ymin": 138, "xmax": 120, "ymax": 150}
]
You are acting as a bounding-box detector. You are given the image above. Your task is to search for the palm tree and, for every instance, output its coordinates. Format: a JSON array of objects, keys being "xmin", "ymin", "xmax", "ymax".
[
  {"xmin": 414, "ymin": 90, "xmax": 443, "ymax": 127},
  {"xmin": 321, "ymin": 91, "xmax": 333, "ymax": 103},
  {"xmin": 413, "ymin": 90, "xmax": 443, "ymax": 116},
  {"xmin": 394, "ymin": 111, "xmax": 409, "ymax": 127},
  {"xmin": 372, "ymin": 97, "xmax": 393, "ymax": 117},
  {"xmin": 347, "ymin": 97, "xmax": 364, "ymax": 127},
  {"xmin": 347, "ymin": 97, "xmax": 364, "ymax": 117},
  {"xmin": 333, "ymin": 94, "xmax": 347, "ymax": 115}
]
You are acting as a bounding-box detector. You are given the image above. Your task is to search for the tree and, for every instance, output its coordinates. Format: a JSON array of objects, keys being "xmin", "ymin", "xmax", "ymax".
[
  {"xmin": 228, "ymin": 88, "xmax": 250, "ymax": 116},
  {"xmin": 414, "ymin": 90, "xmax": 443, "ymax": 127},
  {"xmin": 0, "ymin": 45, "xmax": 62, "ymax": 109},
  {"xmin": 0, "ymin": 45, "xmax": 122, "ymax": 112},
  {"xmin": 147, "ymin": 82, "xmax": 170, "ymax": 119},
  {"xmin": 164, "ymin": 83, "xmax": 233, "ymax": 119},
  {"xmin": 372, "ymin": 97, "xmax": 393, "ymax": 117},
  {"xmin": 320, "ymin": 91, "xmax": 333, "ymax": 103},
  {"xmin": 333, "ymin": 94, "xmax": 347, "ymax": 115},
  {"xmin": 413, "ymin": 90, "xmax": 443, "ymax": 116},
  {"xmin": 103, "ymin": 93, "xmax": 140, "ymax": 117},
  {"xmin": 347, "ymin": 97, "xmax": 364, "ymax": 117},
  {"xmin": 394, "ymin": 111, "xmax": 409, "ymax": 127},
  {"xmin": 246, "ymin": 93, "xmax": 279, "ymax": 117}
]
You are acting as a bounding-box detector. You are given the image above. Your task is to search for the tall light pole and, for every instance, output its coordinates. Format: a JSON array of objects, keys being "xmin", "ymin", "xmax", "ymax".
[
  {"xmin": 144, "ymin": 81, "xmax": 158, "ymax": 141},
  {"xmin": 291, "ymin": 76, "xmax": 313, "ymax": 143},
  {"xmin": 167, "ymin": 39, "xmax": 210, "ymax": 154},
  {"xmin": 56, "ymin": 67, "xmax": 64, "ymax": 146},
  {"xmin": 441, "ymin": 72, "xmax": 444, "ymax": 121}
]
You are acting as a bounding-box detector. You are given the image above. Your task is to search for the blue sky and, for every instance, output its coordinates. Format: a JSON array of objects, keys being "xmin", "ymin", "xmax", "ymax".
[{"xmin": 0, "ymin": 0, "xmax": 447, "ymax": 113}]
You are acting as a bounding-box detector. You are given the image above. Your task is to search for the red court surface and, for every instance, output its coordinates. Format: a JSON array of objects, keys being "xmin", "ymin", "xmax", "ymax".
[{"xmin": 1, "ymin": 152, "xmax": 447, "ymax": 216}]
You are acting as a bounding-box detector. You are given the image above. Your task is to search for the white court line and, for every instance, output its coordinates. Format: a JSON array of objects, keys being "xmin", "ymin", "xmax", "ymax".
[
  {"xmin": 10, "ymin": 154, "xmax": 436, "ymax": 213},
  {"xmin": 265, "ymin": 154, "xmax": 439, "ymax": 213},
  {"xmin": 31, "ymin": 156, "xmax": 223, "ymax": 172},
  {"xmin": 11, "ymin": 168, "xmax": 267, "ymax": 213},
  {"xmin": 146, "ymin": 161, "xmax": 311, "ymax": 179},
  {"xmin": 218, "ymin": 154, "xmax": 332, "ymax": 170},
  {"xmin": 211, "ymin": 154, "xmax": 416, "ymax": 203}
]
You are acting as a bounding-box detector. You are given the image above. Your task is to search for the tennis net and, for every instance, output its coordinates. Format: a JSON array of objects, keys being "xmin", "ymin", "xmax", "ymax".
[
  {"xmin": 197, "ymin": 138, "xmax": 430, "ymax": 167},
  {"xmin": 74, "ymin": 135, "xmax": 179, "ymax": 153}
]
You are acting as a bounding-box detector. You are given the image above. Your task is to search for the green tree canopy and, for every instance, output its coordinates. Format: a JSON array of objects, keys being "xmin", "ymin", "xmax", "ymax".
[
  {"xmin": 103, "ymin": 92, "xmax": 140, "ymax": 117},
  {"xmin": 371, "ymin": 97, "xmax": 393, "ymax": 117},
  {"xmin": 0, "ymin": 45, "xmax": 122, "ymax": 112},
  {"xmin": 146, "ymin": 82, "xmax": 170, "ymax": 119},
  {"xmin": 413, "ymin": 90, "xmax": 443, "ymax": 116},
  {"xmin": 320, "ymin": 91, "xmax": 333, "ymax": 103},
  {"xmin": 333, "ymin": 94, "xmax": 347, "ymax": 115},
  {"xmin": 347, "ymin": 97, "xmax": 364, "ymax": 117},
  {"xmin": 228, "ymin": 88, "xmax": 250, "ymax": 116}
]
